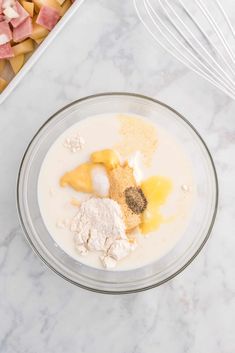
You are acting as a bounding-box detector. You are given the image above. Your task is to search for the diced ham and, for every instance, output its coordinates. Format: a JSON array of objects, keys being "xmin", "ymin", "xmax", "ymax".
[
  {"xmin": 0, "ymin": 42, "xmax": 14, "ymax": 58},
  {"xmin": 11, "ymin": 2, "xmax": 29, "ymax": 27},
  {"xmin": 0, "ymin": 20, "xmax": 12, "ymax": 44},
  {"xmin": 0, "ymin": 33, "xmax": 9, "ymax": 45},
  {"xmin": 2, "ymin": 0, "xmax": 16, "ymax": 9},
  {"xmin": 13, "ymin": 16, "xmax": 32, "ymax": 42},
  {"xmin": 3, "ymin": 6, "xmax": 19, "ymax": 20},
  {"xmin": 36, "ymin": 5, "xmax": 60, "ymax": 31},
  {"xmin": 0, "ymin": 14, "xmax": 5, "ymax": 21}
]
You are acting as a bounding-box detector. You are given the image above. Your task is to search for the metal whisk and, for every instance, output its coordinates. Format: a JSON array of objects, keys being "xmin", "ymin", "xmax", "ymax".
[{"xmin": 134, "ymin": 0, "xmax": 235, "ymax": 99}]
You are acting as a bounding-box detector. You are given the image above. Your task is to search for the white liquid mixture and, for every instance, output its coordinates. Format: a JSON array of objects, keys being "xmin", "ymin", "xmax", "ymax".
[{"xmin": 37, "ymin": 114, "xmax": 196, "ymax": 270}]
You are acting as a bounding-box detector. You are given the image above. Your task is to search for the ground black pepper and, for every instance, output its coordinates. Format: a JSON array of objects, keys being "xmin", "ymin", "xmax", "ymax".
[{"xmin": 124, "ymin": 186, "xmax": 147, "ymax": 214}]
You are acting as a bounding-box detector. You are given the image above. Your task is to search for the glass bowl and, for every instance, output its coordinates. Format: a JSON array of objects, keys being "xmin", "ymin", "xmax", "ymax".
[{"xmin": 17, "ymin": 93, "xmax": 218, "ymax": 294}]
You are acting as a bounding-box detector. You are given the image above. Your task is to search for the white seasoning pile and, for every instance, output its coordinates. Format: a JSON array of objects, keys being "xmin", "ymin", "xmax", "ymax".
[
  {"xmin": 71, "ymin": 198, "xmax": 136, "ymax": 268},
  {"xmin": 63, "ymin": 133, "xmax": 85, "ymax": 153},
  {"xmin": 91, "ymin": 165, "xmax": 110, "ymax": 197}
]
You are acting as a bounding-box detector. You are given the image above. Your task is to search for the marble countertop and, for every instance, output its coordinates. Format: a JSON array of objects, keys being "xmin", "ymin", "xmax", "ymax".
[{"xmin": 1, "ymin": 0, "xmax": 235, "ymax": 352}]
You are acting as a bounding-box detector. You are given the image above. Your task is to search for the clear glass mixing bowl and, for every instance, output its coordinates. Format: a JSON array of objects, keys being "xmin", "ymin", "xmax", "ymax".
[{"xmin": 17, "ymin": 93, "xmax": 218, "ymax": 294}]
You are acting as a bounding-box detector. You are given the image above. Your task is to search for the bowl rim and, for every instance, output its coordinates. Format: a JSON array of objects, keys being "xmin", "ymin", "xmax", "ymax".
[{"xmin": 16, "ymin": 92, "xmax": 219, "ymax": 294}]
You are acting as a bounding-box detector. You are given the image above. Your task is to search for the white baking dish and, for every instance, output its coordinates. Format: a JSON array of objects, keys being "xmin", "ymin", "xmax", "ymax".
[{"xmin": 0, "ymin": 0, "xmax": 85, "ymax": 105}]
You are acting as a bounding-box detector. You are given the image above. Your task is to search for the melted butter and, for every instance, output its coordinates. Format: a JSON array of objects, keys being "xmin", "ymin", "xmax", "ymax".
[
  {"xmin": 140, "ymin": 208, "xmax": 164, "ymax": 234},
  {"xmin": 140, "ymin": 176, "xmax": 172, "ymax": 234},
  {"xmin": 60, "ymin": 162, "xmax": 93, "ymax": 193}
]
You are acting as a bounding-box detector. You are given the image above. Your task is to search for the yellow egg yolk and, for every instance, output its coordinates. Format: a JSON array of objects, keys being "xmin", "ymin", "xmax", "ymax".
[
  {"xmin": 60, "ymin": 162, "xmax": 93, "ymax": 193},
  {"xmin": 91, "ymin": 149, "xmax": 120, "ymax": 170}
]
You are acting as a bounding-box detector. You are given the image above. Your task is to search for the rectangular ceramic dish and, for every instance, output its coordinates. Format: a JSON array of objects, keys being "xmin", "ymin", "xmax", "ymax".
[{"xmin": 0, "ymin": 0, "xmax": 85, "ymax": 104}]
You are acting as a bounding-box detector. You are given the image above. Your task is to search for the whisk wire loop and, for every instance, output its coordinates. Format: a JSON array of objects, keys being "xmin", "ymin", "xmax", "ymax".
[{"xmin": 134, "ymin": 0, "xmax": 235, "ymax": 99}]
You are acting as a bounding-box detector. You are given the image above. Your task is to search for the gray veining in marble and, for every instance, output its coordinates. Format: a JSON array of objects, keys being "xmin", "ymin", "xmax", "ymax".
[{"xmin": 0, "ymin": 0, "xmax": 235, "ymax": 352}]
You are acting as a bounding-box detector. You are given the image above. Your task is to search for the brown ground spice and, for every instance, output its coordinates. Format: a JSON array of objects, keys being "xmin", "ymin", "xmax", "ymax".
[
  {"xmin": 108, "ymin": 164, "xmax": 141, "ymax": 230},
  {"xmin": 124, "ymin": 187, "xmax": 147, "ymax": 214}
]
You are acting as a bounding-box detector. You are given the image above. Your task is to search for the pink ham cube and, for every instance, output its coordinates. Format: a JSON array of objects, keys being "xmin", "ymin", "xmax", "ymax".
[
  {"xmin": 0, "ymin": 42, "xmax": 13, "ymax": 58},
  {"xmin": 13, "ymin": 16, "xmax": 32, "ymax": 42},
  {"xmin": 36, "ymin": 6, "xmax": 60, "ymax": 31},
  {"xmin": 0, "ymin": 20, "xmax": 12, "ymax": 44},
  {"xmin": 11, "ymin": 1, "xmax": 29, "ymax": 28}
]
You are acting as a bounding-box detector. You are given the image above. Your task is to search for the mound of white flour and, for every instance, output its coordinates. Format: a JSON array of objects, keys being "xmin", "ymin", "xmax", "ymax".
[{"xmin": 71, "ymin": 198, "xmax": 136, "ymax": 268}]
